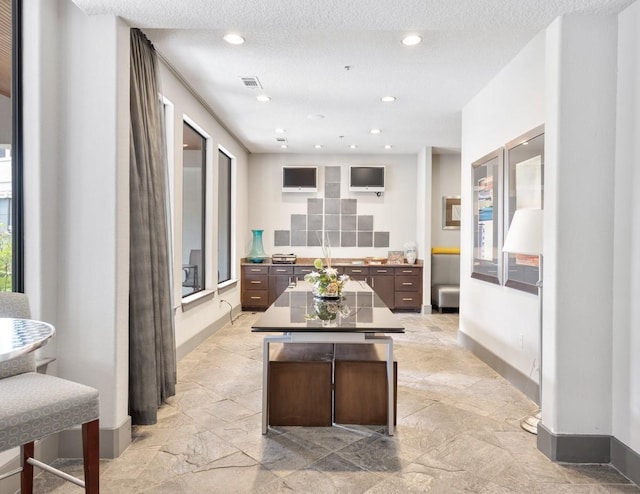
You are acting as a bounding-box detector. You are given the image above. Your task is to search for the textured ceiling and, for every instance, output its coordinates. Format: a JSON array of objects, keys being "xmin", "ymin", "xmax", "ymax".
[{"xmin": 73, "ymin": 0, "xmax": 634, "ymax": 154}]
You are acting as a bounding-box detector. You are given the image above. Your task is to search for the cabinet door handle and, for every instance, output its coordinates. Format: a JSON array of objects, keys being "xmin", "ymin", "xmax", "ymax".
[
  {"xmin": 250, "ymin": 281, "xmax": 262, "ymax": 284},
  {"xmin": 276, "ymin": 269, "xmax": 287, "ymax": 272},
  {"xmin": 250, "ymin": 296, "xmax": 261, "ymax": 300},
  {"xmin": 250, "ymin": 268, "xmax": 262, "ymax": 272},
  {"xmin": 352, "ymin": 269, "xmax": 362, "ymax": 273},
  {"xmin": 402, "ymin": 282, "xmax": 413, "ymax": 286},
  {"xmin": 402, "ymin": 297, "xmax": 413, "ymax": 301},
  {"xmin": 402, "ymin": 270, "xmax": 413, "ymax": 273},
  {"xmin": 377, "ymin": 269, "xmax": 387, "ymax": 273}
]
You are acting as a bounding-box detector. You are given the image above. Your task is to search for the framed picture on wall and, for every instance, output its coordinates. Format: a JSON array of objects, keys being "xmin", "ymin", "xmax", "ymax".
[
  {"xmin": 442, "ymin": 196, "xmax": 461, "ymax": 230},
  {"xmin": 471, "ymin": 148, "xmax": 504, "ymax": 285},
  {"xmin": 504, "ymin": 125, "xmax": 544, "ymax": 294}
]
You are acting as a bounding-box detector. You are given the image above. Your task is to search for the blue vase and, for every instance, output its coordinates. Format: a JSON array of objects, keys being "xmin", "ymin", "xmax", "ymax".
[{"xmin": 248, "ymin": 229, "xmax": 267, "ymax": 263}]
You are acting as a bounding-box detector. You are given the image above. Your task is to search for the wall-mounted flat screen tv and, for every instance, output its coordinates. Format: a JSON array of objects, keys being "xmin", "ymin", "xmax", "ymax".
[
  {"xmin": 282, "ymin": 166, "xmax": 318, "ymax": 192},
  {"xmin": 349, "ymin": 165, "xmax": 385, "ymax": 192}
]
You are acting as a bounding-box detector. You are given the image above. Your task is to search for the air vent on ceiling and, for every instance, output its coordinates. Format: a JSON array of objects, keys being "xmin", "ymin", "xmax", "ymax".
[
  {"xmin": 276, "ymin": 137, "xmax": 288, "ymax": 143},
  {"xmin": 240, "ymin": 76, "xmax": 263, "ymax": 89}
]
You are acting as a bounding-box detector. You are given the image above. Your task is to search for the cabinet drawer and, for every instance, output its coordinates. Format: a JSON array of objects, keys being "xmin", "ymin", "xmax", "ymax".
[
  {"xmin": 243, "ymin": 265, "xmax": 269, "ymax": 275},
  {"xmin": 270, "ymin": 266, "xmax": 294, "ymax": 275},
  {"xmin": 243, "ymin": 275, "xmax": 268, "ymax": 289},
  {"xmin": 344, "ymin": 266, "xmax": 369, "ymax": 278},
  {"xmin": 242, "ymin": 290, "xmax": 269, "ymax": 308},
  {"xmin": 394, "ymin": 292, "xmax": 421, "ymax": 309},
  {"xmin": 294, "ymin": 266, "xmax": 315, "ymax": 277},
  {"xmin": 369, "ymin": 267, "xmax": 393, "ymax": 276},
  {"xmin": 394, "ymin": 276, "xmax": 420, "ymax": 291},
  {"xmin": 396, "ymin": 267, "xmax": 421, "ymax": 276}
]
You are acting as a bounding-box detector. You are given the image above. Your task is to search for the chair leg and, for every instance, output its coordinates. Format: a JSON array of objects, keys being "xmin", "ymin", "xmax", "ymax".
[
  {"xmin": 21, "ymin": 441, "xmax": 35, "ymax": 494},
  {"xmin": 82, "ymin": 419, "xmax": 100, "ymax": 493}
]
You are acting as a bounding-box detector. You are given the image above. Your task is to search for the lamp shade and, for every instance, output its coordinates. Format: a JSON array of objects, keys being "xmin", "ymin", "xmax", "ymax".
[{"xmin": 503, "ymin": 209, "xmax": 543, "ymax": 256}]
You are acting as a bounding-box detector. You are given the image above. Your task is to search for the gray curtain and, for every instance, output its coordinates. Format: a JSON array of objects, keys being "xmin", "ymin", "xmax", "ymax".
[{"xmin": 129, "ymin": 28, "xmax": 176, "ymax": 425}]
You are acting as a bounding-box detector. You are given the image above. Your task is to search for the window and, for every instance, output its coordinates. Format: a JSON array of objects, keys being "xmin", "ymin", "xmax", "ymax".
[
  {"xmin": 218, "ymin": 149, "xmax": 233, "ymax": 284},
  {"xmin": 182, "ymin": 121, "xmax": 206, "ymax": 297},
  {"xmin": 0, "ymin": 0, "xmax": 23, "ymax": 292},
  {"xmin": 504, "ymin": 126, "xmax": 544, "ymax": 293},
  {"xmin": 471, "ymin": 148, "xmax": 503, "ymax": 284}
]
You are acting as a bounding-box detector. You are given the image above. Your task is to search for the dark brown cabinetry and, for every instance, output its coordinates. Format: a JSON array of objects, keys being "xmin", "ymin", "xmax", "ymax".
[
  {"xmin": 269, "ymin": 265, "xmax": 294, "ymax": 305},
  {"xmin": 241, "ymin": 264, "xmax": 270, "ymax": 310},
  {"xmin": 242, "ymin": 262, "xmax": 423, "ymax": 311},
  {"xmin": 393, "ymin": 266, "xmax": 422, "ymax": 310},
  {"xmin": 369, "ymin": 267, "xmax": 395, "ymax": 309}
]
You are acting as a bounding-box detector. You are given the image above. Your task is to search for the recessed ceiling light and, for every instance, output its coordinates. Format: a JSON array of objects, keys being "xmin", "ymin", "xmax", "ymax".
[
  {"xmin": 381, "ymin": 96, "xmax": 396, "ymax": 103},
  {"xmin": 281, "ymin": 144, "xmax": 288, "ymax": 149},
  {"xmin": 223, "ymin": 33, "xmax": 245, "ymax": 45},
  {"xmin": 314, "ymin": 144, "xmax": 322, "ymax": 149},
  {"xmin": 349, "ymin": 144, "xmax": 357, "ymax": 149},
  {"xmin": 370, "ymin": 128, "xmax": 381, "ymax": 134},
  {"xmin": 275, "ymin": 128, "xmax": 286, "ymax": 133},
  {"xmin": 256, "ymin": 94, "xmax": 271, "ymax": 102},
  {"xmin": 401, "ymin": 34, "xmax": 422, "ymax": 46},
  {"xmin": 384, "ymin": 144, "xmax": 393, "ymax": 149}
]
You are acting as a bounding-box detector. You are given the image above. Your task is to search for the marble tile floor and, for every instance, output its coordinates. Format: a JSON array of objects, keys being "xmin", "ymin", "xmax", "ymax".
[{"xmin": 34, "ymin": 312, "xmax": 638, "ymax": 493}]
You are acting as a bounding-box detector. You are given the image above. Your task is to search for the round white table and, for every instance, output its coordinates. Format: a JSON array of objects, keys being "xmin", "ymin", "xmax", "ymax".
[{"xmin": 0, "ymin": 318, "xmax": 56, "ymax": 361}]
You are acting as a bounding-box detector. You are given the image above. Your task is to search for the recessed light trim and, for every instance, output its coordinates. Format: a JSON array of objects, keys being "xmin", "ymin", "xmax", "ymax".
[
  {"xmin": 384, "ymin": 144, "xmax": 392, "ymax": 149},
  {"xmin": 370, "ymin": 128, "xmax": 381, "ymax": 134},
  {"xmin": 256, "ymin": 94, "xmax": 271, "ymax": 102},
  {"xmin": 275, "ymin": 128, "xmax": 286, "ymax": 133},
  {"xmin": 401, "ymin": 34, "xmax": 422, "ymax": 46},
  {"xmin": 349, "ymin": 144, "xmax": 357, "ymax": 149},
  {"xmin": 280, "ymin": 144, "xmax": 288, "ymax": 149},
  {"xmin": 223, "ymin": 33, "xmax": 245, "ymax": 45},
  {"xmin": 314, "ymin": 144, "xmax": 322, "ymax": 149},
  {"xmin": 381, "ymin": 96, "xmax": 396, "ymax": 103}
]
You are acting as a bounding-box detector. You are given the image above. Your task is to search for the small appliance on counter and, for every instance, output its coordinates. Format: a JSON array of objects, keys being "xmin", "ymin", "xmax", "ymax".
[{"xmin": 271, "ymin": 253, "xmax": 297, "ymax": 264}]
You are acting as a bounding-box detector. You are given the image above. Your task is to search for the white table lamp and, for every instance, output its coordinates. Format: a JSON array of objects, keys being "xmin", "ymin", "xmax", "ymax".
[{"xmin": 503, "ymin": 208, "xmax": 543, "ymax": 434}]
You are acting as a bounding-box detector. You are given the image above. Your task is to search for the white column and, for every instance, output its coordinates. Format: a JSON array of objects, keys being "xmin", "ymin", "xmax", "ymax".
[{"xmin": 543, "ymin": 14, "xmax": 618, "ymax": 435}]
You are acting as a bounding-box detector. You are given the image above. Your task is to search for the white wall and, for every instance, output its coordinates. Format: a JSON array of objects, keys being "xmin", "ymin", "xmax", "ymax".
[
  {"xmin": 159, "ymin": 62, "xmax": 248, "ymax": 353},
  {"xmin": 431, "ymin": 153, "xmax": 461, "ymax": 247},
  {"xmin": 460, "ymin": 30, "xmax": 546, "ymax": 378},
  {"xmin": 613, "ymin": 0, "xmax": 640, "ymax": 453},
  {"xmin": 544, "ymin": 15, "xmax": 617, "ymax": 435},
  {"xmin": 23, "ymin": 0, "xmax": 131, "ymax": 442},
  {"xmin": 247, "ymin": 153, "xmax": 419, "ymax": 260}
]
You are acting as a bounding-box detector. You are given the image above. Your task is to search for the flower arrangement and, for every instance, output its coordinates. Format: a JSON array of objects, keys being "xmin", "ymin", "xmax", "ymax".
[
  {"xmin": 304, "ymin": 258, "xmax": 349, "ymax": 299},
  {"xmin": 305, "ymin": 298, "xmax": 352, "ymax": 327}
]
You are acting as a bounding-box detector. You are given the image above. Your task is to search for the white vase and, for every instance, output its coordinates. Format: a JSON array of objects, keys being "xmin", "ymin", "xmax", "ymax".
[{"xmin": 405, "ymin": 251, "xmax": 417, "ymax": 265}]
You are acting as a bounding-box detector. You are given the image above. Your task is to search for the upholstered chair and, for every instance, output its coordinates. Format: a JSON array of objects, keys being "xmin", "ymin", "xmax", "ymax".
[{"xmin": 0, "ymin": 292, "xmax": 100, "ymax": 493}]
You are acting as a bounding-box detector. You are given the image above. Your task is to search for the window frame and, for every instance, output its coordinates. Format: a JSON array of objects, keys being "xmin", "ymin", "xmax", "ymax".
[
  {"xmin": 470, "ymin": 148, "xmax": 504, "ymax": 285},
  {"xmin": 217, "ymin": 147, "xmax": 235, "ymax": 287},
  {"xmin": 11, "ymin": 0, "xmax": 24, "ymax": 292},
  {"xmin": 181, "ymin": 118, "xmax": 208, "ymax": 298}
]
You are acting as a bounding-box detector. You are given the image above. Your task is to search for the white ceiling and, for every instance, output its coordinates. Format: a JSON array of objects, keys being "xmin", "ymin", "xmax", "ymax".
[{"xmin": 73, "ymin": 0, "xmax": 633, "ymax": 155}]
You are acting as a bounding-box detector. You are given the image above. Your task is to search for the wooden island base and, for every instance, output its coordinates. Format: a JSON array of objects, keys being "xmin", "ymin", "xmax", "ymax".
[{"xmin": 268, "ymin": 343, "xmax": 397, "ymax": 427}]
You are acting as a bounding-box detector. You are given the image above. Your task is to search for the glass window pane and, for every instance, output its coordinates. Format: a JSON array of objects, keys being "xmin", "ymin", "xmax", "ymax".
[
  {"xmin": 218, "ymin": 150, "xmax": 232, "ymax": 284},
  {"xmin": 505, "ymin": 129, "xmax": 544, "ymax": 293},
  {"xmin": 182, "ymin": 122, "xmax": 206, "ymax": 297},
  {"xmin": 0, "ymin": 1, "xmax": 14, "ymax": 291},
  {"xmin": 472, "ymin": 150, "xmax": 502, "ymax": 284}
]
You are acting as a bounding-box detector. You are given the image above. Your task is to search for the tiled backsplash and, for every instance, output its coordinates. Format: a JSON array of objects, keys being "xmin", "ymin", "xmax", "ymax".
[{"xmin": 274, "ymin": 166, "xmax": 390, "ymax": 248}]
